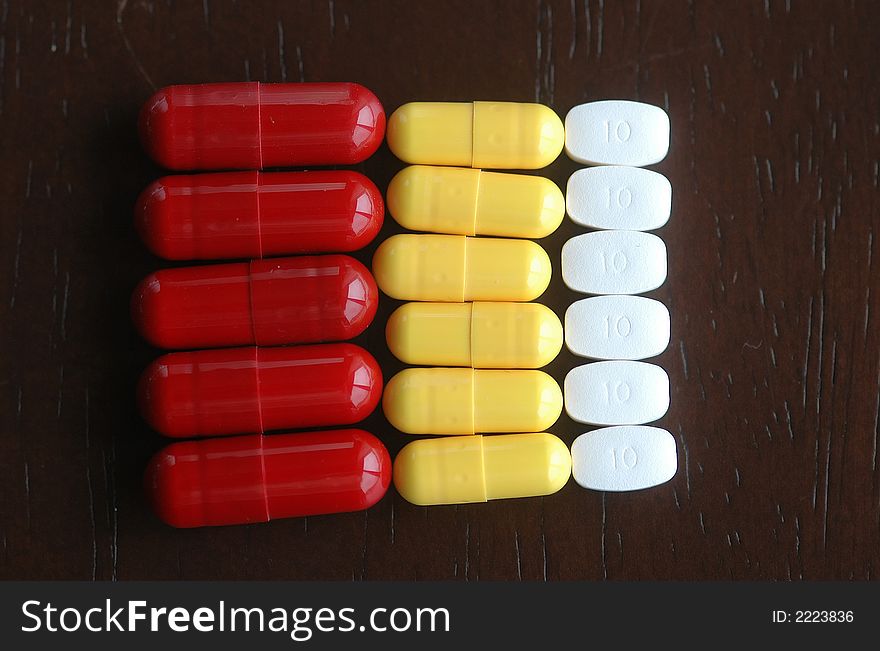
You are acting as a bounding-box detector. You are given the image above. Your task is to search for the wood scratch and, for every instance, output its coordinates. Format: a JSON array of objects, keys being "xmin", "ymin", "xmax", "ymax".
[
  {"xmin": 56, "ymin": 365, "xmax": 64, "ymax": 418},
  {"xmin": 784, "ymin": 399, "xmax": 794, "ymax": 440},
  {"xmin": 679, "ymin": 340, "xmax": 689, "ymax": 379},
  {"xmin": 277, "ymin": 21, "xmax": 288, "ymax": 82},
  {"xmin": 803, "ymin": 295, "xmax": 814, "ymax": 408},
  {"xmin": 115, "ymin": 0, "xmax": 155, "ymax": 90},
  {"xmin": 295, "ymin": 45, "xmax": 304, "ymax": 82},
  {"xmin": 359, "ymin": 511, "xmax": 368, "ymax": 580},
  {"xmin": 583, "ymin": 0, "xmax": 591, "ymax": 58},
  {"xmin": 679, "ymin": 425, "xmax": 691, "ymax": 498},
  {"xmin": 328, "ymin": 0, "xmax": 335, "ymax": 36},
  {"xmin": 84, "ymin": 387, "xmax": 97, "ymax": 579},
  {"xmin": 64, "ymin": 0, "xmax": 71, "ymax": 54},
  {"xmin": 464, "ymin": 521, "xmax": 470, "ymax": 581},
  {"xmin": 9, "ymin": 228, "xmax": 21, "ymax": 308},
  {"xmin": 872, "ymin": 360, "xmax": 880, "ymax": 472},
  {"xmin": 60, "ymin": 271, "xmax": 69, "ymax": 341},
  {"xmin": 103, "ymin": 438, "xmax": 118, "ymax": 581},
  {"xmin": 600, "ymin": 492, "xmax": 607, "ymax": 579},
  {"xmin": 514, "ymin": 531, "xmax": 522, "ymax": 580},
  {"xmin": 24, "ymin": 461, "xmax": 31, "ymax": 529},
  {"xmin": 540, "ymin": 501, "xmax": 547, "ymax": 580}
]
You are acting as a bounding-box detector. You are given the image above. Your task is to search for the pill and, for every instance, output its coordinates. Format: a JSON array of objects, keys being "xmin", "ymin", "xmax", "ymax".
[
  {"xmin": 138, "ymin": 343, "xmax": 382, "ymax": 438},
  {"xmin": 387, "ymin": 165, "xmax": 564, "ymax": 238},
  {"xmin": 145, "ymin": 429, "xmax": 391, "ymax": 527},
  {"xmin": 564, "ymin": 100, "xmax": 670, "ymax": 166},
  {"xmin": 131, "ymin": 254, "xmax": 377, "ymax": 349},
  {"xmin": 386, "ymin": 101, "xmax": 564, "ymax": 169},
  {"xmin": 383, "ymin": 368, "xmax": 562, "ymax": 435},
  {"xmin": 570, "ymin": 426, "xmax": 677, "ymax": 491},
  {"xmin": 566, "ymin": 166, "xmax": 672, "ymax": 230},
  {"xmin": 565, "ymin": 295, "xmax": 670, "ymax": 360},
  {"xmin": 393, "ymin": 433, "xmax": 571, "ymax": 506},
  {"xmin": 372, "ymin": 234, "xmax": 551, "ymax": 302},
  {"xmin": 139, "ymin": 82, "xmax": 385, "ymax": 170},
  {"xmin": 561, "ymin": 231, "xmax": 667, "ymax": 295},
  {"xmin": 564, "ymin": 361, "xmax": 670, "ymax": 426},
  {"xmin": 386, "ymin": 302, "xmax": 562, "ymax": 368},
  {"xmin": 135, "ymin": 170, "xmax": 384, "ymax": 260}
]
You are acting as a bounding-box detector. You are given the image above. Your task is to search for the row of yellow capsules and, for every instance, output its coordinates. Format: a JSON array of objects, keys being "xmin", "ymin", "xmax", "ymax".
[{"xmin": 373, "ymin": 101, "xmax": 572, "ymax": 507}]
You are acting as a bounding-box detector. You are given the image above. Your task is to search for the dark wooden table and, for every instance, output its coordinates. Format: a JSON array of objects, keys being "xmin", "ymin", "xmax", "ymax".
[{"xmin": 1, "ymin": 0, "xmax": 878, "ymax": 581}]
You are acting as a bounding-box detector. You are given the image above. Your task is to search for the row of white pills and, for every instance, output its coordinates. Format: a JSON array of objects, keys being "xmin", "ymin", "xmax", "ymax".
[{"xmin": 561, "ymin": 100, "xmax": 677, "ymax": 492}]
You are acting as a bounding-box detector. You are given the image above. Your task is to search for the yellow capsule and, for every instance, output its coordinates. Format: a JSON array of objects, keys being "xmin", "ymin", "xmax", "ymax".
[
  {"xmin": 383, "ymin": 367, "xmax": 562, "ymax": 435},
  {"xmin": 386, "ymin": 302, "xmax": 562, "ymax": 368},
  {"xmin": 386, "ymin": 165, "xmax": 564, "ymax": 238},
  {"xmin": 386, "ymin": 101, "xmax": 564, "ymax": 169},
  {"xmin": 393, "ymin": 433, "xmax": 571, "ymax": 505},
  {"xmin": 372, "ymin": 234, "xmax": 551, "ymax": 302}
]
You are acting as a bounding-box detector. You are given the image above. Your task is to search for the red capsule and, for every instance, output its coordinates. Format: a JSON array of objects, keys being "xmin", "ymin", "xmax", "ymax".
[
  {"xmin": 145, "ymin": 429, "xmax": 391, "ymax": 528},
  {"xmin": 135, "ymin": 170, "xmax": 384, "ymax": 260},
  {"xmin": 131, "ymin": 254, "xmax": 378, "ymax": 349},
  {"xmin": 139, "ymin": 82, "xmax": 385, "ymax": 170},
  {"xmin": 138, "ymin": 343, "xmax": 382, "ymax": 438}
]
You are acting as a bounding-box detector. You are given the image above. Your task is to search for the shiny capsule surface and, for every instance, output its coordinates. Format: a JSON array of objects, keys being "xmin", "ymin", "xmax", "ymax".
[
  {"xmin": 387, "ymin": 101, "xmax": 564, "ymax": 169},
  {"xmin": 132, "ymin": 255, "xmax": 377, "ymax": 349},
  {"xmin": 146, "ymin": 429, "xmax": 391, "ymax": 528},
  {"xmin": 140, "ymin": 82, "xmax": 385, "ymax": 170},
  {"xmin": 383, "ymin": 367, "xmax": 562, "ymax": 435},
  {"xmin": 372, "ymin": 234, "xmax": 551, "ymax": 302},
  {"xmin": 387, "ymin": 165, "xmax": 563, "ymax": 238},
  {"xmin": 393, "ymin": 433, "xmax": 571, "ymax": 506},
  {"xmin": 139, "ymin": 343, "xmax": 382, "ymax": 438},
  {"xmin": 386, "ymin": 302, "xmax": 562, "ymax": 368},
  {"xmin": 136, "ymin": 170, "xmax": 384, "ymax": 260}
]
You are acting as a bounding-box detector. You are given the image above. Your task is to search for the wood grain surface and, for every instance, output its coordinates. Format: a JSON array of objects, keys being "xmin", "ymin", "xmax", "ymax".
[{"xmin": 1, "ymin": 0, "xmax": 878, "ymax": 581}]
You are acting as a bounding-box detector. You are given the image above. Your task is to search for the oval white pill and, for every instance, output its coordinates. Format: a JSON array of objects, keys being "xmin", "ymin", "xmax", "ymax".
[
  {"xmin": 565, "ymin": 295, "xmax": 670, "ymax": 360},
  {"xmin": 566, "ymin": 166, "xmax": 672, "ymax": 230},
  {"xmin": 564, "ymin": 100, "xmax": 670, "ymax": 166},
  {"xmin": 564, "ymin": 361, "xmax": 669, "ymax": 425},
  {"xmin": 571, "ymin": 426, "xmax": 677, "ymax": 491},
  {"xmin": 561, "ymin": 231, "xmax": 667, "ymax": 295}
]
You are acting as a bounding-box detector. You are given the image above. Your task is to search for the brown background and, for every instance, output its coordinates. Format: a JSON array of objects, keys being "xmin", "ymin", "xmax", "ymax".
[{"xmin": 1, "ymin": 0, "xmax": 878, "ymax": 581}]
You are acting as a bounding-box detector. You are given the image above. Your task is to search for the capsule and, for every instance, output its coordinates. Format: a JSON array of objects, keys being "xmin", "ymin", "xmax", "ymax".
[
  {"xmin": 386, "ymin": 302, "xmax": 562, "ymax": 368},
  {"xmin": 383, "ymin": 367, "xmax": 562, "ymax": 435},
  {"xmin": 131, "ymin": 255, "xmax": 377, "ymax": 349},
  {"xmin": 139, "ymin": 82, "xmax": 385, "ymax": 170},
  {"xmin": 139, "ymin": 344, "xmax": 382, "ymax": 438},
  {"xmin": 393, "ymin": 433, "xmax": 571, "ymax": 506},
  {"xmin": 387, "ymin": 165, "xmax": 563, "ymax": 238},
  {"xmin": 372, "ymin": 234, "xmax": 551, "ymax": 302},
  {"xmin": 135, "ymin": 171, "xmax": 384, "ymax": 260},
  {"xmin": 146, "ymin": 429, "xmax": 391, "ymax": 528},
  {"xmin": 387, "ymin": 101, "xmax": 564, "ymax": 169}
]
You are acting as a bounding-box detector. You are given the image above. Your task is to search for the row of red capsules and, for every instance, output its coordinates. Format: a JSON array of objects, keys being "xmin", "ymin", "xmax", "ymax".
[{"xmin": 131, "ymin": 82, "xmax": 393, "ymax": 528}]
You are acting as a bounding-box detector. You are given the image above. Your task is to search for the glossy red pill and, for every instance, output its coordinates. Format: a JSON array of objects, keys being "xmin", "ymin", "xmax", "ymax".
[
  {"xmin": 131, "ymin": 254, "xmax": 378, "ymax": 349},
  {"xmin": 138, "ymin": 343, "xmax": 382, "ymax": 438},
  {"xmin": 145, "ymin": 429, "xmax": 391, "ymax": 528},
  {"xmin": 135, "ymin": 170, "xmax": 384, "ymax": 260},
  {"xmin": 139, "ymin": 82, "xmax": 385, "ymax": 170}
]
